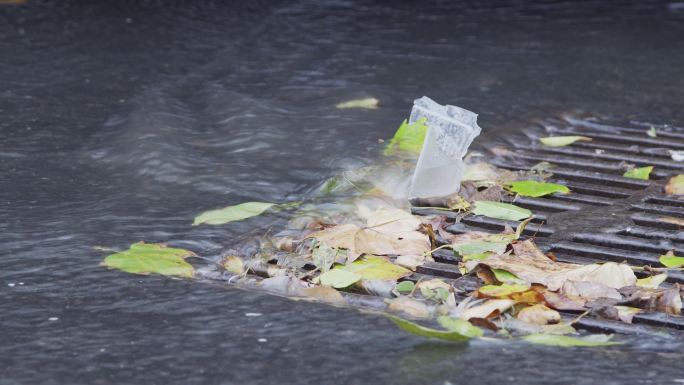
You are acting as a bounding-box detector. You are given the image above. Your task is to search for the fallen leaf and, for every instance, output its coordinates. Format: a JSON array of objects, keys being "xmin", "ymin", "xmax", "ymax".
[
  {"xmin": 395, "ymin": 254, "xmax": 428, "ymax": 270},
  {"xmin": 492, "ymin": 269, "xmax": 527, "ymax": 285},
  {"xmin": 311, "ymin": 242, "xmax": 340, "ymax": 272},
  {"xmin": 660, "ymin": 288, "xmax": 683, "ymax": 315},
  {"xmin": 384, "ymin": 118, "xmax": 428, "ymax": 156},
  {"xmin": 387, "ymin": 296, "xmax": 432, "ymax": 318},
  {"xmin": 336, "ymin": 97, "xmax": 379, "ymax": 109},
  {"xmin": 561, "ymin": 262, "xmax": 636, "ymax": 289},
  {"xmin": 319, "ymin": 269, "xmax": 360, "ymax": 288},
  {"xmin": 665, "ymin": 175, "xmax": 684, "ymax": 196},
  {"xmin": 436, "ymin": 316, "xmax": 483, "ymax": 338},
  {"xmin": 193, "ymin": 202, "xmax": 275, "ymax": 225},
  {"xmin": 508, "ymin": 180, "xmax": 570, "ymax": 197},
  {"xmin": 389, "ymin": 316, "xmax": 473, "ymax": 341},
  {"xmin": 474, "ymin": 242, "xmax": 635, "ymax": 291},
  {"xmin": 454, "ymin": 240, "xmax": 509, "ymax": 256},
  {"xmin": 459, "ymin": 299, "xmax": 515, "ymax": 320},
  {"xmin": 473, "ymin": 240, "xmax": 579, "ymax": 291},
  {"xmin": 517, "ymin": 304, "xmax": 561, "ymax": 325},
  {"xmin": 307, "ymin": 208, "xmax": 430, "ymax": 263},
  {"xmin": 623, "ymin": 166, "xmax": 653, "ymax": 180},
  {"xmin": 393, "ymin": 281, "xmax": 415, "ymax": 295},
  {"xmin": 614, "ymin": 306, "xmax": 641, "ymax": 323},
  {"xmin": 660, "ymin": 252, "xmax": 684, "ymax": 268},
  {"xmin": 561, "ymin": 280, "xmax": 621, "ymax": 300},
  {"xmin": 472, "ymin": 201, "xmax": 532, "ymax": 221},
  {"xmin": 102, "ymin": 243, "xmax": 195, "ymax": 278},
  {"xmin": 223, "ymin": 255, "xmax": 244, "ymax": 274},
  {"xmin": 522, "ymin": 333, "xmax": 620, "ymax": 347},
  {"xmin": 539, "ymin": 136, "xmax": 592, "ymax": 147},
  {"xmin": 340, "ymin": 255, "xmax": 411, "ymax": 281},
  {"xmin": 478, "ymin": 284, "xmax": 530, "ymax": 298},
  {"xmin": 359, "ymin": 280, "xmax": 396, "ymax": 298},
  {"xmin": 637, "ymin": 273, "xmax": 668, "ymax": 289},
  {"xmin": 462, "ymin": 252, "xmax": 493, "ymax": 262},
  {"xmin": 541, "ymin": 290, "xmax": 587, "ymax": 311},
  {"xmin": 620, "ymin": 286, "xmax": 682, "ymax": 315},
  {"xmin": 647, "ymin": 126, "xmax": 657, "ymax": 138}
]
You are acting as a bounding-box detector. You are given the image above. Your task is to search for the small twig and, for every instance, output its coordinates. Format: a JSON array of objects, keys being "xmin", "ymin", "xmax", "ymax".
[{"xmin": 409, "ymin": 277, "xmax": 424, "ymax": 296}]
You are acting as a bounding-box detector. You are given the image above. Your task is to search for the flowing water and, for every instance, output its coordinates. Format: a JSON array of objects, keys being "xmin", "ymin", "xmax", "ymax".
[{"xmin": 3, "ymin": 1, "xmax": 684, "ymax": 384}]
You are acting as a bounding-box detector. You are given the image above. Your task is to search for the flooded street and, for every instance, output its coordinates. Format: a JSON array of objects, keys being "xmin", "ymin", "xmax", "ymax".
[{"xmin": 3, "ymin": 1, "xmax": 684, "ymax": 384}]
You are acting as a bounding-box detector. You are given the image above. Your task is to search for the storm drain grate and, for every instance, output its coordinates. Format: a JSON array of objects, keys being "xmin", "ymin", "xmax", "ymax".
[{"xmin": 411, "ymin": 117, "xmax": 684, "ymax": 334}]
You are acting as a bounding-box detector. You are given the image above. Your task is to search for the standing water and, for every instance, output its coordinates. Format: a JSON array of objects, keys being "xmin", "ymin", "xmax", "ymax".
[{"xmin": 2, "ymin": 1, "xmax": 684, "ymax": 384}]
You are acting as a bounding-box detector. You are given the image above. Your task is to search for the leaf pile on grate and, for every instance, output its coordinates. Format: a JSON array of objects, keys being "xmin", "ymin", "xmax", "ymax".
[{"xmin": 101, "ymin": 117, "xmax": 684, "ymax": 347}]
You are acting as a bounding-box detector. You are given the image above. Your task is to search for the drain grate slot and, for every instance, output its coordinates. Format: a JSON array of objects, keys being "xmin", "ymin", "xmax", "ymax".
[
  {"xmin": 571, "ymin": 233, "xmax": 684, "ymax": 255},
  {"xmin": 618, "ymin": 225, "xmax": 684, "ymax": 242}
]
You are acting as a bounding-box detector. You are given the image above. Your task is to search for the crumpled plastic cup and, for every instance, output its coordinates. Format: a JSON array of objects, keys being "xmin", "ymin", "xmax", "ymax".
[{"xmin": 408, "ymin": 96, "xmax": 482, "ymax": 200}]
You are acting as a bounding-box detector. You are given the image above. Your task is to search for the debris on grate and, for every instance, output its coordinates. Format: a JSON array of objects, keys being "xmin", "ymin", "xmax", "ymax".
[
  {"xmin": 409, "ymin": 116, "xmax": 684, "ymax": 333},
  {"xmin": 104, "ymin": 114, "xmax": 684, "ymax": 343}
]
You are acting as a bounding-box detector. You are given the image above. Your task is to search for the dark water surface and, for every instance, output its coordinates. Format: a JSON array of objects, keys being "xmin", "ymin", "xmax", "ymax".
[{"xmin": 3, "ymin": 1, "xmax": 684, "ymax": 384}]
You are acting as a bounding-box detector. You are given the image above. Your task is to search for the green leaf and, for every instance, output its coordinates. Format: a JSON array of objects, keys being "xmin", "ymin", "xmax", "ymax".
[
  {"xmin": 461, "ymin": 252, "xmax": 492, "ymax": 262},
  {"xmin": 319, "ymin": 269, "xmax": 360, "ymax": 288},
  {"xmin": 193, "ymin": 202, "xmax": 275, "ymax": 225},
  {"xmin": 103, "ymin": 243, "xmax": 194, "ymax": 278},
  {"xmin": 478, "ymin": 283, "xmax": 530, "ymax": 298},
  {"xmin": 336, "ymin": 97, "xmax": 379, "ymax": 109},
  {"xmin": 453, "ymin": 240, "xmax": 508, "ymax": 256},
  {"xmin": 509, "ymin": 180, "xmax": 570, "ymax": 197},
  {"xmin": 394, "ymin": 281, "xmax": 415, "ymax": 294},
  {"xmin": 472, "ymin": 201, "xmax": 532, "ymax": 221},
  {"xmin": 384, "ymin": 118, "xmax": 428, "ymax": 156},
  {"xmin": 339, "ymin": 255, "xmax": 411, "ymax": 281},
  {"xmin": 492, "ymin": 269, "xmax": 527, "ymax": 285},
  {"xmin": 436, "ymin": 316, "xmax": 483, "ymax": 338},
  {"xmin": 659, "ymin": 254, "xmax": 684, "ymax": 268},
  {"xmin": 522, "ymin": 333, "xmax": 620, "ymax": 347},
  {"xmin": 636, "ymin": 273, "xmax": 667, "ymax": 288},
  {"xmin": 539, "ymin": 136, "xmax": 592, "ymax": 147},
  {"xmin": 389, "ymin": 316, "xmax": 473, "ymax": 342},
  {"xmin": 623, "ymin": 166, "xmax": 653, "ymax": 180}
]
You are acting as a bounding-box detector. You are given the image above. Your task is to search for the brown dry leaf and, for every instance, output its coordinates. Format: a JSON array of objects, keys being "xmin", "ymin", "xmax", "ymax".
[
  {"xmin": 620, "ymin": 286, "xmax": 682, "ymax": 315},
  {"xmin": 615, "ymin": 306, "xmax": 642, "ymax": 324},
  {"xmin": 540, "ymin": 289, "xmax": 586, "ymax": 311},
  {"xmin": 517, "ymin": 304, "xmax": 561, "ymax": 325},
  {"xmin": 474, "ymin": 240, "xmax": 579, "ymax": 290},
  {"xmin": 659, "ymin": 288, "xmax": 683, "ymax": 315},
  {"xmin": 395, "ymin": 254, "xmax": 430, "ymax": 270},
  {"xmin": 475, "ymin": 241, "xmax": 636, "ymax": 291},
  {"xmin": 307, "ymin": 208, "xmax": 430, "ymax": 263},
  {"xmin": 386, "ymin": 296, "xmax": 432, "ymax": 318},
  {"xmin": 301, "ymin": 286, "xmax": 346, "ymax": 305},
  {"xmin": 459, "ymin": 299, "xmax": 515, "ymax": 320},
  {"xmin": 418, "ymin": 279, "xmax": 451, "ymax": 291},
  {"xmin": 560, "ymin": 262, "xmax": 636, "ymax": 290},
  {"xmin": 561, "ymin": 280, "xmax": 622, "ymax": 300}
]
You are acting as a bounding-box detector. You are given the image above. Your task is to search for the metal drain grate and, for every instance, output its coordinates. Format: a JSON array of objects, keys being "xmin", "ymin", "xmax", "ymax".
[{"xmin": 411, "ymin": 117, "xmax": 684, "ymax": 334}]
